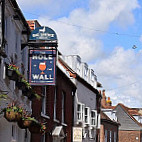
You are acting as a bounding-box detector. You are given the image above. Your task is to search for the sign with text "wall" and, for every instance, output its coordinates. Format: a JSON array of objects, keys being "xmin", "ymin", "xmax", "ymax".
[{"xmin": 29, "ymin": 49, "xmax": 56, "ymax": 85}]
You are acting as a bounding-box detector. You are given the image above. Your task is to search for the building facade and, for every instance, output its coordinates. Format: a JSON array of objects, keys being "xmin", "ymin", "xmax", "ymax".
[
  {"xmin": 0, "ymin": 0, "xmax": 31, "ymax": 142},
  {"xmin": 62, "ymin": 55, "xmax": 102, "ymax": 142},
  {"xmin": 100, "ymin": 111, "xmax": 119, "ymax": 142}
]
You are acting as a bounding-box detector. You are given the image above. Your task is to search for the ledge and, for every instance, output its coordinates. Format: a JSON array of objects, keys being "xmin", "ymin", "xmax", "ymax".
[
  {"xmin": 53, "ymin": 119, "xmax": 60, "ymax": 123},
  {"xmin": 41, "ymin": 112, "xmax": 50, "ymax": 119},
  {"xmin": 61, "ymin": 122, "xmax": 67, "ymax": 127}
]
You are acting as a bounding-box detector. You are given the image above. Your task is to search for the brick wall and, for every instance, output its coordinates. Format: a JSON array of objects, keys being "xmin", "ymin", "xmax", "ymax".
[
  {"xmin": 119, "ymin": 130, "xmax": 141, "ymax": 142},
  {"xmin": 31, "ymin": 68, "xmax": 76, "ymax": 142},
  {"xmin": 101, "ymin": 120, "xmax": 119, "ymax": 142}
]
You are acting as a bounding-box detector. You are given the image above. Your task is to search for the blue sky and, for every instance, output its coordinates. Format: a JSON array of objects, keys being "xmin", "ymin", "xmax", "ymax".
[{"xmin": 17, "ymin": 0, "xmax": 142, "ymax": 107}]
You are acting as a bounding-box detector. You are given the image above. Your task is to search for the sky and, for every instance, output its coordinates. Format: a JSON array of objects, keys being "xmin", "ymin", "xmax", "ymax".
[{"xmin": 16, "ymin": 0, "xmax": 142, "ymax": 108}]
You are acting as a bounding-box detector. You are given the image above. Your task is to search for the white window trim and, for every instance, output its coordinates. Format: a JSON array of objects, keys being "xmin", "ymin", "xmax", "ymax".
[
  {"xmin": 61, "ymin": 91, "xmax": 65, "ymax": 123},
  {"xmin": 42, "ymin": 86, "xmax": 47, "ymax": 116},
  {"xmin": 105, "ymin": 130, "xmax": 107, "ymax": 142},
  {"xmin": 53, "ymin": 88, "xmax": 57, "ymax": 120},
  {"xmin": 114, "ymin": 132, "xmax": 116, "ymax": 142},
  {"xmin": 84, "ymin": 107, "xmax": 90, "ymax": 124},
  {"xmin": 77, "ymin": 103, "xmax": 85, "ymax": 122},
  {"xmin": 110, "ymin": 131, "xmax": 112, "ymax": 142}
]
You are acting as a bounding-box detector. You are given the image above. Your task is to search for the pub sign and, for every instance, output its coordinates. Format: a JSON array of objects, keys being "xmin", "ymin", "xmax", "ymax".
[
  {"xmin": 29, "ymin": 26, "xmax": 57, "ymax": 42},
  {"xmin": 29, "ymin": 49, "xmax": 56, "ymax": 85}
]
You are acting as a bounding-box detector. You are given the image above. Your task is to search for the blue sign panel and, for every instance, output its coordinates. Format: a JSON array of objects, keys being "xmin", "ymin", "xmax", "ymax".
[
  {"xmin": 29, "ymin": 49, "xmax": 56, "ymax": 85},
  {"xmin": 29, "ymin": 26, "xmax": 57, "ymax": 41}
]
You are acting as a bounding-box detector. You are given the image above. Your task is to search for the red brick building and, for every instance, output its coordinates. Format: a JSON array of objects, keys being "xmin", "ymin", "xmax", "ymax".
[
  {"xmin": 100, "ymin": 111, "xmax": 119, "ymax": 142},
  {"xmin": 31, "ymin": 66, "xmax": 76, "ymax": 142},
  {"xmin": 101, "ymin": 90, "xmax": 142, "ymax": 142},
  {"xmin": 27, "ymin": 20, "xmax": 76, "ymax": 142}
]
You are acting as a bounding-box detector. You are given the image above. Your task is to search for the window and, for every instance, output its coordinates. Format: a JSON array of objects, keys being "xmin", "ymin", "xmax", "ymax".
[
  {"xmin": 85, "ymin": 107, "xmax": 90, "ymax": 124},
  {"xmin": 91, "ymin": 110, "xmax": 97, "ymax": 126},
  {"xmin": 110, "ymin": 131, "xmax": 112, "ymax": 142},
  {"xmin": 114, "ymin": 132, "xmax": 116, "ymax": 142},
  {"xmin": 53, "ymin": 88, "xmax": 57, "ymax": 120},
  {"xmin": 77, "ymin": 104, "xmax": 81, "ymax": 120},
  {"xmin": 105, "ymin": 130, "xmax": 107, "ymax": 142},
  {"xmin": 76, "ymin": 59, "xmax": 81, "ymax": 74},
  {"xmin": 77, "ymin": 103, "xmax": 85, "ymax": 121},
  {"xmin": 41, "ymin": 134, "xmax": 46, "ymax": 142},
  {"xmin": 62, "ymin": 92, "xmax": 65, "ymax": 123},
  {"xmin": 84, "ymin": 66, "xmax": 88, "ymax": 80},
  {"xmin": 42, "ymin": 86, "xmax": 47, "ymax": 115},
  {"xmin": 12, "ymin": 125, "xmax": 17, "ymax": 141}
]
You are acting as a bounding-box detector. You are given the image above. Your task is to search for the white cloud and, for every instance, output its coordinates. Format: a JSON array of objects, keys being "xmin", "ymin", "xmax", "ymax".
[
  {"xmin": 94, "ymin": 47, "xmax": 142, "ymax": 107},
  {"xmin": 38, "ymin": 0, "xmax": 139, "ymax": 62},
  {"xmin": 17, "ymin": 0, "xmax": 141, "ymax": 107}
]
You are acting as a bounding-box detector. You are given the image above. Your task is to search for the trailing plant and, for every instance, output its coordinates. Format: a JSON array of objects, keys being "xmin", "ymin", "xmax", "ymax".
[
  {"xmin": 21, "ymin": 78, "xmax": 32, "ymax": 89},
  {"xmin": 0, "ymin": 94, "xmax": 8, "ymax": 100}
]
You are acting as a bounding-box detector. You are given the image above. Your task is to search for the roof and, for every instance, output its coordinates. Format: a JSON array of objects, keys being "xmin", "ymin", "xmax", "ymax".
[
  {"xmin": 101, "ymin": 111, "xmax": 120, "ymax": 126},
  {"xmin": 58, "ymin": 55, "xmax": 101, "ymax": 97},
  {"xmin": 27, "ymin": 20, "xmax": 41, "ymax": 31},
  {"xmin": 9, "ymin": 0, "xmax": 31, "ymax": 34},
  {"xmin": 115, "ymin": 103, "xmax": 142, "ymax": 127}
]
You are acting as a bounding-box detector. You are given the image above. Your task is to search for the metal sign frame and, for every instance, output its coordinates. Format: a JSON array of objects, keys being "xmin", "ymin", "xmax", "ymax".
[{"xmin": 29, "ymin": 49, "xmax": 56, "ymax": 85}]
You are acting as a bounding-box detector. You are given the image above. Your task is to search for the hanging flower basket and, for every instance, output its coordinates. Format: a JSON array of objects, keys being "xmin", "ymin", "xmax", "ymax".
[
  {"xmin": 18, "ymin": 117, "xmax": 32, "ymax": 129},
  {"xmin": 29, "ymin": 121, "xmax": 46, "ymax": 134},
  {"xmin": 6, "ymin": 69, "xmax": 18, "ymax": 81},
  {"xmin": 6, "ymin": 64, "xmax": 20, "ymax": 81},
  {"xmin": 4, "ymin": 110, "xmax": 17, "ymax": 122},
  {"xmin": 3, "ymin": 105, "xmax": 23, "ymax": 122},
  {"xmin": 28, "ymin": 121, "xmax": 42, "ymax": 133}
]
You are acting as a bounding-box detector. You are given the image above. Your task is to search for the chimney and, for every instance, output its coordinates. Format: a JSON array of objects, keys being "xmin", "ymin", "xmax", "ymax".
[
  {"xmin": 101, "ymin": 90, "xmax": 106, "ymax": 108},
  {"xmin": 106, "ymin": 97, "xmax": 112, "ymax": 106}
]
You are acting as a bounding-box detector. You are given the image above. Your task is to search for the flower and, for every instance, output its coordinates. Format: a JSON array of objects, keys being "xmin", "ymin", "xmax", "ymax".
[
  {"xmin": 7, "ymin": 64, "xmax": 21, "ymax": 76},
  {"xmin": 40, "ymin": 123, "xmax": 47, "ymax": 134},
  {"xmin": 8, "ymin": 64, "xmax": 19, "ymax": 70}
]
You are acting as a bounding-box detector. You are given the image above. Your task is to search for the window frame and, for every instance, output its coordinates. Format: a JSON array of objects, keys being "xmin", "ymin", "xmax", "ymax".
[
  {"xmin": 53, "ymin": 87, "xmax": 57, "ymax": 120},
  {"xmin": 77, "ymin": 103, "xmax": 85, "ymax": 122},
  {"xmin": 61, "ymin": 91, "xmax": 65, "ymax": 123},
  {"xmin": 105, "ymin": 130, "xmax": 107, "ymax": 142},
  {"xmin": 42, "ymin": 86, "xmax": 47, "ymax": 115},
  {"xmin": 84, "ymin": 107, "xmax": 90, "ymax": 124},
  {"xmin": 90, "ymin": 110, "xmax": 97, "ymax": 127}
]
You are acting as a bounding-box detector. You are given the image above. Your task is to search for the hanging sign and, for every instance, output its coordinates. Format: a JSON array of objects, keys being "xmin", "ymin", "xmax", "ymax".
[
  {"xmin": 29, "ymin": 49, "xmax": 56, "ymax": 85},
  {"xmin": 29, "ymin": 26, "xmax": 57, "ymax": 42}
]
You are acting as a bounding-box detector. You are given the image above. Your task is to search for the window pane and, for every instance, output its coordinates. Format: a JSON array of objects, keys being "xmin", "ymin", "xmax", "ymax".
[{"xmin": 77, "ymin": 104, "xmax": 81, "ymax": 111}]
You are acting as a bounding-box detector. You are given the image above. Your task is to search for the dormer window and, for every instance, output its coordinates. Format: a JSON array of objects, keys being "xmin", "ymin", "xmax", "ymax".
[{"xmin": 76, "ymin": 60, "xmax": 81, "ymax": 74}]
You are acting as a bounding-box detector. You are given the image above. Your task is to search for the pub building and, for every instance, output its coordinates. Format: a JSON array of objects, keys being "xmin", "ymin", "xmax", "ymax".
[{"xmin": 27, "ymin": 21, "xmax": 77, "ymax": 142}]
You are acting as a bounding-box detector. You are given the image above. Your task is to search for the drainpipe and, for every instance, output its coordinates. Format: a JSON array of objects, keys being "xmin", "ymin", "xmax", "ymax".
[
  {"xmin": 0, "ymin": 0, "xmax": 7, "ymax": 58},
  {"xmin": 1, "ymin": 0, "xmax": 5, "ymax": 49}
]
